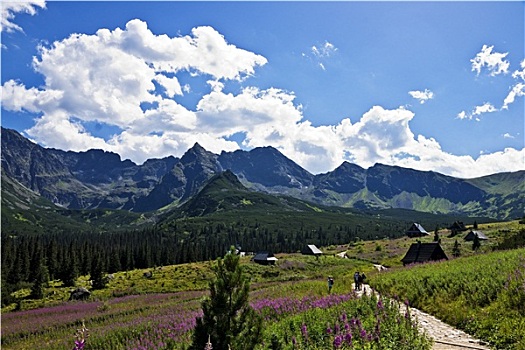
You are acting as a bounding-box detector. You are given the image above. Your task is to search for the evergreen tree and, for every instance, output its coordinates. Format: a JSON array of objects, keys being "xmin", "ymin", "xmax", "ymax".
[
  {"xmin": 190, "ymin": 247, "xmax": 262, "ymax": 350},
  {"xmin": 30, "ymin": 259, "xmax": 49, "ymax": 299},
  {"xmin": 62, "ymin": 250, "xmax": 79, "ymax": 287},
  {"xmin": 452, "ymin": 239, "xmax": 461, "ymax": 257},
  {"xmin": 433, "ymin": 226, "xmax": 440, "ymax": 242},
  {"xmin": 91, "ymin": 254, "xmax": 107, "ymax": 290},
  {"xmin": 472, "ymin": 234, "xmax": 481, "ymax": 251}
]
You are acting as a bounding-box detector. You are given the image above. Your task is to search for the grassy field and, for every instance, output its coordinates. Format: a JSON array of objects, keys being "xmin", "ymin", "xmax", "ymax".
[{"xmin": 2, "ymin": 220, "xmax": 523, "ymax": 349}]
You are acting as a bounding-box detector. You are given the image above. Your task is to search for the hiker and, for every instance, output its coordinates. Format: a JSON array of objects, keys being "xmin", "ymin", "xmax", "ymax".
[
  {"xmin": 328, "ymin": 276, "xmax": 334, "ymax": 293},
  {"xmin": 358, "ymin": 272, "xmax": 366, "ymax": 290},
  {"xmin": 353, "ymin": 271, "xmax": 360, "ymax": 291}
]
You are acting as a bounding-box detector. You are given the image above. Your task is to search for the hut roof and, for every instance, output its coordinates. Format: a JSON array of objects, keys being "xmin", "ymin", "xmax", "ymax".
[
  {"xmin": 302, "ymin": 244, "xmax": 323, "ymax": 255},
  {"xmin": 448, "ymin": 221, "xmax": 468, "ymax": 231},
  {"xmin": 401, "ymin": 242, "xmax": 448, "ymax": 265},
  {"xmin": 464, "ymin": 230, "xmax": 488, "ymax": 241},
  {"xmin": 253, "ymin": 251, "xmax": 278, "ymax": 264},
  {"xmin": 406, "ymin": 223, "xmax": 429, "ymax": 237}
]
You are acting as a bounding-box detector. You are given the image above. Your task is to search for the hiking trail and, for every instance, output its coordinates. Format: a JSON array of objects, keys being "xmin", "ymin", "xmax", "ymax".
[{"xmin": 356, "ymin": 284, "xmax": 490, "ymax": 350}]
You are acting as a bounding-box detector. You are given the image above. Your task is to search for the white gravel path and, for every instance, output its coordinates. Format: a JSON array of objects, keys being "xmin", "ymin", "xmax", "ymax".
[{"xmin": 355, "ymin": 284, "xmax": 491, "ymax": 350}]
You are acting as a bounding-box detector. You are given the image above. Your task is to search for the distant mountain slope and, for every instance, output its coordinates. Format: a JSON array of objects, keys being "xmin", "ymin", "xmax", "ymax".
[
  {"xmin": 2, "ymin": 127, "xmax": 523, "ymax": 220},
  {"xmin": 174, "ymin": 170, "xmax": 321, "ymax": 218}
]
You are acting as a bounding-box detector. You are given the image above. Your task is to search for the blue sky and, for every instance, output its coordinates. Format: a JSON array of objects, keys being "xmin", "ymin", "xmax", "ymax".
[{"xmin": 1, "ymin": 1, "xmax": 524, "ymax": 178}]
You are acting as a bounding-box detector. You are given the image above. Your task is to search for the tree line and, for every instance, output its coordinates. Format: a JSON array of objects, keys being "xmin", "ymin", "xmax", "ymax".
[{"xmin": 1, "ymin": 217, "xmax": 407, "ymax": 306}]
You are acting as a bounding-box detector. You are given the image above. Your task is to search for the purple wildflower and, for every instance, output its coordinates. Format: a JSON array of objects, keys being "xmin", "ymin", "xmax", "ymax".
[
  {"xmin": 73, "ymin": 321, "xmax": 89, "ymax": 350},
  {"xmin": 360, "ymin": 328, "xmax": 367, "ymax": 340},
  {"xmin": 344, "ymin": 332, "xmax": 353, "ymax": 345},
  {"xmin": 301, "ymin": 323, "xmax": 308, "ymax": 339},
  {"xmin": 333, "ymin": 335, "xmax": 343, "ymax": 348}
]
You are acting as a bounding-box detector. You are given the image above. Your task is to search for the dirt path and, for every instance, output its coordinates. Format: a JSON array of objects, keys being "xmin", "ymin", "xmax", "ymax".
[{"xmin": 356, "ymin": 284, "xmax": 491, "ymax": 350}]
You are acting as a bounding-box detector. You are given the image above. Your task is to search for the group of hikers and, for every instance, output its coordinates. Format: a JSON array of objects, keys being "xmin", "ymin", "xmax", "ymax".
[
  {"xmin": 327, "ymin": 271, "xmax": 367, "ymax": 293},
  {"xmin": 353, "ymin": 271, "xmax": 366, "ymax": 291}
]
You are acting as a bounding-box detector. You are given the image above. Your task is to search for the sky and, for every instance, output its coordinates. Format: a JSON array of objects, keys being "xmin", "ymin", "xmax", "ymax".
[{"xmin": 1, "ymin": 1, "xmax": 524, "ymax": 179}]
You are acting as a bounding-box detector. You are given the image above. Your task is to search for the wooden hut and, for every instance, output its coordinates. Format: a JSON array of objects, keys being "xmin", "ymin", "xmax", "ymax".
[
  {"xmin": 401, "ymin": 242, "xmax": 448, "ymax": 266},
  {"xmin": 301, "ymin": 244, "xmax": 323, "ymax": 256},
  {"xmin": 252, "ymin": 251, "xmax": 278, "ymax": 265},
  {"xmin": 464, "ymin": 230, "xmax": 488, "ymax": 241},
  {"xmin": 406, "ymin": 223, "xmax": 429, "ymax": 238},
  {"xmin": 448, "ymin": 221, "xmax": 468, "ymax": 236}
]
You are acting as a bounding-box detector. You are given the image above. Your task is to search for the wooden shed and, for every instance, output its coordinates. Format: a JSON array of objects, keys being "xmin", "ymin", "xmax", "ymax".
[
  {"xmin": 301, "ymin": 244, "xmax": 323, "ymax": 256},
  {"xmin": 448, "ymin": 221, "xmax": 468, "ymax": 236},
  {"xmin": 464, "ymin": 230, "xmax": 488, "ymax": 241},
  {"xmin": 401, "ymin": 242, "xmax": 448, "ymax": 266},
  {"xmin": 406, "ymin": 223, "xmax": 429, "ymax": 238},
  {"xmin": 252, "ymin": 251, "xmax": 278, "ymax": 265}
]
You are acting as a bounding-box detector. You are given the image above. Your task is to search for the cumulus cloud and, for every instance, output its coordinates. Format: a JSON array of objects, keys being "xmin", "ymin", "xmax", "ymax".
[
  {"xmin": 502, "ymin": 60, "xmax": 525, "ymax": 109},
  {"xmin": 1, "ymin": 0, "xmax": 45, "ymax": 33},
  {"xmin": 1, "ymin": 20, "xmax": 523, "ymax": 178},
  {"xmin": 471, "ymin": 45, "xmax": 510, "ymax": 76},
  {"xmin": 457, "ymin": 102, "xmax": 498, "ymax": 121},
  {"xmin": 2, "ymin": 19, "xmax": 268, "ymax": 163},
  {"xmin": 408, "ymin": 89, "xmax": 434, "ymax": 104}
]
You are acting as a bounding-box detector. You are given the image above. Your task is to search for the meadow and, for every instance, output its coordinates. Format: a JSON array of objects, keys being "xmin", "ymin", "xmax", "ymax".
[
  {"xmin": 2, "ymin": 220, "xmax": 523, "ymax": 349},
  {"xmin": 2, "ymin": 253, "xmax": 431, "ymax": 349}
]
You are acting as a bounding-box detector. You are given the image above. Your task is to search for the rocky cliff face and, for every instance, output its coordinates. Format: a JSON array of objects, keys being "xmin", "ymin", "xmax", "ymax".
[{"xmin": 2, "ymin": 127, "xmax": 523, "ymax": 219}]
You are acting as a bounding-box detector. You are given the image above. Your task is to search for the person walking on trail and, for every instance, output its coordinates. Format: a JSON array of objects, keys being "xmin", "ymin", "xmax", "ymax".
[
  {"xmin": 358, "ymin": 272, "xmax": 366, "ymax": 290},
  {"xmin": 328, "ymin": 276, "xmax": 334, "ymax": 294},
  {"xmin": 353, "ymin": 271, "xmax": 360, "ymax": 291}
]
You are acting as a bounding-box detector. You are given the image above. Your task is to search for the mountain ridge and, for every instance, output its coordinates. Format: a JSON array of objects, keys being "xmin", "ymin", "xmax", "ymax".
[{"xmin": 2, "ymin": 127, "xmax": 523, "ymax": 220}]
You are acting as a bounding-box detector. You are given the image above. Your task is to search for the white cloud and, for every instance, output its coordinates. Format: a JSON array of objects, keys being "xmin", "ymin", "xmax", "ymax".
[
  {"xmin": 1, "ymin": 20, "xmax": 523, "ymax": 178},
  {"xmin": 502, "ymin": 83, "xmax": 525, "ymax": 110},
  {"xmin": 311, "ymin": 41, "xmax": 337, "ymax": 58},
  {"xmin": 408, "ymin": 89, "xmax": 434, "ymax": 104},
  {"xmin": 307, "ymin": 40, "xmax": 337, "ymax": 71},
  {"xmin": 471, "ymin": 45, "xmax": 510, "ymax": 76},
  {"xmin": 472, "ymin": 102, "xmax": 497, "ymax": 115},
  {"xmin": 1, "ymin": 0, "xmax": 45, "ymax": 33},
  {"xmin": 457, "ymin": 102, "xmax": 498, "ymax": 121},
  {"xmin": 502, "ymin": 60, "xmax": 525, "ymax": 110},
  {"xmin": 512, "ymin": 59, "xmax": 525, "ymax": 81},
  {"xmin": 503, "ymin": 133, "xmax": 514, "ymax": 139}
]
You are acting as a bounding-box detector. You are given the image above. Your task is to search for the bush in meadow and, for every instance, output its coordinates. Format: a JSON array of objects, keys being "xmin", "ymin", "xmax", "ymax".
[{"xmin": 189, "ymin": 247, "xmax": 263, "ymax": 350}]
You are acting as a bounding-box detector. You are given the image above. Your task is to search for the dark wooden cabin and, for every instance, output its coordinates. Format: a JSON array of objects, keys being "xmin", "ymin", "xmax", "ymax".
[
  {"xmin": 301, "ymin": 244, "xmax": 323, "ymax": 256},
  {"xmin": 401, "ymin": 242, "xmax": 448, "ymax": 266},
  {"xmin": 406, "ymin": 223, "xmax": 429, "ymax": 238},
  {"xmin": 252, "ymin": 251, "xmax": 278, "ymax": 265},
  {"xmin": 464, "ymin": 230, "xmax": 488, "ymax": 241}
]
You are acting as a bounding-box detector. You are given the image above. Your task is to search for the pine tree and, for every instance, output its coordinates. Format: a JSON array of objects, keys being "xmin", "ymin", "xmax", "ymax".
[
  {"xmin": 433, "ymin": 226, "xmax": 440, "ymax": 242},
  {"xmin": 30, "ymin": 258, "xmax": 49, "ymax": 299},
  {"xmin": 472, "ymin": 234, "xmax": 481, "ymax": 251},
  {"xmin": 452, "ymin": 239, "xmax": 461, "ymax": 257},
  {"xmin": 91, "ymin": 253, "xmax": 107, "ymax": 290},
  {"xmin": 190, "ymin": 247, "xmax": 262, "ymax": 350}
]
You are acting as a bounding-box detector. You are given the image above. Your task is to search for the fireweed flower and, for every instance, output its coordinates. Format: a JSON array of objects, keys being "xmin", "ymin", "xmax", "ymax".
[
  {"xmin": 73, "ymin": 320, "xmax": 89, "ymax": 350},
  {"xmin": 360, "ymin": 328, "xmax": 367, "ymax": 340},
  {"xmin": 344, "ymin": 332, "xmax": 352, "ymax": 345},
  {"xmin": 333, "ymin": 335, "xmax": 343, "ymax": 348},
  {"xmin": 301, "ymin": 323, "xmax": 308, "ymax": 339}
]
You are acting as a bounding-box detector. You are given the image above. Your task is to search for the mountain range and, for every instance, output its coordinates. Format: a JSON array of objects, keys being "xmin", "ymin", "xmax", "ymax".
[{"xmin": 2, "ymin": 127, "xmax": 523, "ymax": 221}]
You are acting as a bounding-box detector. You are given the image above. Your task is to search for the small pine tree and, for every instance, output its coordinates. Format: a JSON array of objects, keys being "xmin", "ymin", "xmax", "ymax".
[
  {"xmin": 472, "ymin": 234, "xmax": 481, "ymax": 251},
  {"xmin": 433, "ymin": 226, "xmax": 440, "ymax": 242},
  {"xmin": 190, "ymin": 247, "xmax": 262, "ymax": 350},
  {"xmin": 452, "ymin": 239, "xmax": 461, "ymax": 257}
]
